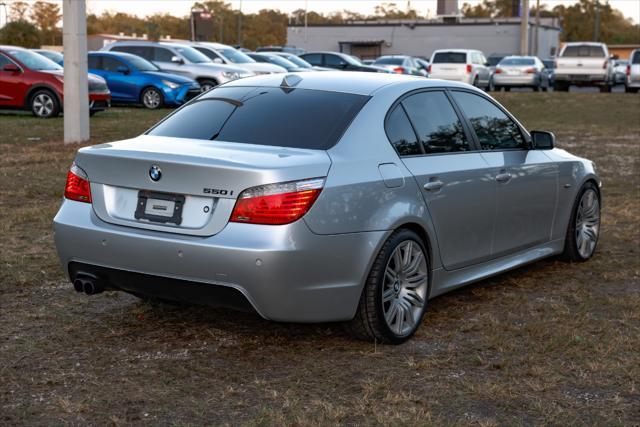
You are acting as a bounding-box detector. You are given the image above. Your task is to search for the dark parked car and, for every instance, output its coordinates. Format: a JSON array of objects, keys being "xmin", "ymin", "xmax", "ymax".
[{"xmin": 299, "ymin": 52, "xmax": 391, "ymax": 73}]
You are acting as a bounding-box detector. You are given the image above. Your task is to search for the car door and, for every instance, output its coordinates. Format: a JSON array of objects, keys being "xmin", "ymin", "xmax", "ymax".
[
  {"xmin": 450, "ymin": 90, "xmax": 558, "ymax": 257},
  {"xmin": 152, "ymin": 47, "xmax": 190, "ymax": 77},
  {"xmin": 0, "ymin": 53, "xmax": 26, "ymax": 107},
  {"xmin": 97, "ymin": 56, "xmax": 137, "ymax": 101},
  {"xmin": 392, "ymin": 90, "xmax": 498, "ymax": 270}
]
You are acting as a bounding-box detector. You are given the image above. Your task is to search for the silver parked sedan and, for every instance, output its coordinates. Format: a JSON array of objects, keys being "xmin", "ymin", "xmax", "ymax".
[
  {"xmin": 492, "ymin": 56, "xmax": 549, "ymax": 91},
  {"xmin": 54, "ymin": 72, "xmax": 601, "ymax": 344}
]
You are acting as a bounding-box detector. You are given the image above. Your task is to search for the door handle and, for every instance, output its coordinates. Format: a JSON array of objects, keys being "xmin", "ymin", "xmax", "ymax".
[
  {"xmin": 495, "ymin": 172, "xmax": 512, "ymax": 183},
  {"xmin": 423, "ymin": 180, "xmax": 444, "ymax": 191}
]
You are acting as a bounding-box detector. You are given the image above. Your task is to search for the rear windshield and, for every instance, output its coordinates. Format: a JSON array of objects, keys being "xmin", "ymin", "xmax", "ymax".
[
  {"xmin": 375, "ymin": 57, "xmax": 404, "ymax": 65},
  {"xmin": 432, "ymin": 52, "xmax": 467, "ymax": 64},
  {"xmin": 561, "ymin": 45, "xmax": 605, "ymax": 58},
  {"xmin": 499, "ymin": 58, "xmax": 535, "ymax": 66},
  {"xmin": 147, "ymin": 86, "xmax": 369, "ymax": 150}
]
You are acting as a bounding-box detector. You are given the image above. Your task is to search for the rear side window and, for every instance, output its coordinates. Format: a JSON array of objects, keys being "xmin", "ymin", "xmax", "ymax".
[
  {"xmin": 632, "ymin": 51, "xmax": 640, "ymax": 64},
  {"xmin": 154, "ymin": 47, "xmax": 174, "ymax": 62},
  {"xmin": 325, "ymin": 54, "xmax": 347, "ymax": 67},
  {"xmin": 385, "ymin": 106, "xmax": 421, "ymax": 156},
  {"xmin": 402, "ymin": 91, "xmax": 470, "ymax": 154},
  {"xmin": 111, "ymin": 45, "xmax": 152, "ymax": 61},
  {"xmin": 432, "ymin": 52, "xmax": 467, "ymax": 64},
  {"xmin": 452, "ymin": 91, "xmax": 526, "ymax": 150},
  {"xmin": 148, "ymin": 86, "xmax": 369, "ymax": 150},
  {"xmin": 562, "ymin": 45, "xmax": 605, "ymax": 58}
]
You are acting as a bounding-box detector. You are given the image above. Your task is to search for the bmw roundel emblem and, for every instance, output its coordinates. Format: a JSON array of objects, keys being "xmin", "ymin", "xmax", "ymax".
[{"xmin": 149, "ymin": 165, "xmax": 162, "ymax": 182}]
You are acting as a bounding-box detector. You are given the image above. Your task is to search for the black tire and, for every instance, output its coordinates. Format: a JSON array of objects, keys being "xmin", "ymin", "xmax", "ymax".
[
  {"xmin": 29, "ymin": 89, "xmax": 60, "ymax": 118},
  {"xmin": 344, "ymin": 229, "xmax": 429, "ymax": 344},
  {"xmin": 198, "ymin": 79, "xmax": 218, "ymax": 92},
  {"xmin": 504, "ymin": 86, "xmax": 511, "ymax": 92},
  {"xmin": 625, "ymin": 86, "xmax": 638, "ymax": 93},
  {"xmin": 140, "ymin": 87, "xmax": 164, "ymax": 109},
  {"xmin": 554, "ymin": 82, "xmax": 569, "ymax": 92},
  {"xmin": 600, "ymin": 84, "xmax": 612, "ymax": 93},
  {"xmin": 472, "ymin": 76, "xmax": 479, "ymax": 88},
  {"xmin": 560, "ymin": 182, "xmax": 601, "ymax": 263}
]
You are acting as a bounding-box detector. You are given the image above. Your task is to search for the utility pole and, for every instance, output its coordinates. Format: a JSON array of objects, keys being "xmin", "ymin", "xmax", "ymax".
[
  {"xmin": 533, "ymin": 0, "xmax": 540, "ymax": 56},
  {"xmin": 519, "ymin": 0, "xmax": 529, "ymax": 56},
  {"xmin": 594, "ymin": 0, "xmax": 600, "ymax": 42},
  {"xmin": 63, "ymin": 0, "xmax": 89, "ymax": 144},
  {"xmin": 236, "ymin": 0, "xmax": 242, "ymax": 47}
]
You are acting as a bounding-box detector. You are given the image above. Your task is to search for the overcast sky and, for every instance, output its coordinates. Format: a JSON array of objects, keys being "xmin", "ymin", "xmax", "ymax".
[{"xmin": 83, "ymin": 0, "xmax": 639, "ymax": 22}]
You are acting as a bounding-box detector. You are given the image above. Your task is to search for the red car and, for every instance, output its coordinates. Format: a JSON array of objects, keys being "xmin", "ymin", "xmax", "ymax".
[{"xmin": 0, "ymin": 45, "xmax": 111, "ymax": 118}]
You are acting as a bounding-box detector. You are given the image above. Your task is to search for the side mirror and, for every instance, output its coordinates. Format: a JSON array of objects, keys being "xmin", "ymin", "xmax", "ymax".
[
  {"xmin": 116, "ymin": 65, "xmax": 129, "ymax": 74},
  {"xmin": 212, "ymin": 57, "xmax": 223, "ymax": 64},
  {"xmin": 531, "ymin": 131, "xmax": 555, "ymax": 150},
  {"xmin": 171, "ymin": 56, "xmax": 184, "ymax": 64},
  {"xmin": 2, "ymin": 63, "xmax": 21, "ymax": 72}
]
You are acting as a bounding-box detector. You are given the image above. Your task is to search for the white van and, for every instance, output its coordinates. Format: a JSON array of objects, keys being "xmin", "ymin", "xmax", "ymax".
[{"xmin": 428, "ymin": 49, "xmax": 491, "ymax": 90}]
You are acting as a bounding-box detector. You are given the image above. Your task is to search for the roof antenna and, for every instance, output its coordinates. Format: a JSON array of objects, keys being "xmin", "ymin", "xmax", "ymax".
[{"xmin": 281, "ymin": 74, "xmax": 303, "ymax": 88}]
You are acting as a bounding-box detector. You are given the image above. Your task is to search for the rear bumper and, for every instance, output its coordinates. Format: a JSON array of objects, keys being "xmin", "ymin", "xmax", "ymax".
[
  {"xmin": 89, "ymin": 92, "xmax": 111, "ymax": 111},
  {"xmin": 493, "ymin": 74, "xmax": 537, "ymax": 86},
  {"xmin": 554, "ymin": 73, "xmax": 608, "ymax": 85},
  {"xmin": 53, "ymin": 200, "xmax": 386, "ymax": 322}
]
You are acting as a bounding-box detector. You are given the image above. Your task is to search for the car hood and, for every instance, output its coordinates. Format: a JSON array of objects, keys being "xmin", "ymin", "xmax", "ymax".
[
  {"xmin": 234, "ymin": 62, "xmax": 287, "ymax": 73},
  {"xmin": 143, "ymin": 71, "xmax": 194, "ymax": 84}
]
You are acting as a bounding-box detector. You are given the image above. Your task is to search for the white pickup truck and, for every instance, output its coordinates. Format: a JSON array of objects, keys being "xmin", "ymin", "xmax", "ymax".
[{"xmin": 554, "ymin": 42, "xmax": 615, "ymax": 92}]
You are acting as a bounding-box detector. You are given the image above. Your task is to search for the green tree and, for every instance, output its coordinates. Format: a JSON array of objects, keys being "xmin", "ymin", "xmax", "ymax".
[
  {"xmin": 554, "ymin": 0, "xmax": 640, "ymax": 43},
  {"xmin": 0, "ymin": 20, "xmax": 42, "ymax": 47},
  {"xmin": 30, "ymin": 1, "xmax": 62, "ymax": 45}
]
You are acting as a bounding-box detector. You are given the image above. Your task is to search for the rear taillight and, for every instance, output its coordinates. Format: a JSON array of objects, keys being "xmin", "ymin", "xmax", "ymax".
[
  {"xmin": 64, "ymin": 162, "xmax": 92, "ymax": 203},
  {"xmin": 393, "ymin": 66, "xmax": 405, "ymax": 74},
  {"xmin": 426, "ymin": 65, "xmax": 431, "ymax": 73},
  {"xmin": 627, "ymin": 64, "xmax": 631, "ymax": 76},
  {"xmin": 494, "ymin": 68, "xmax": 502, "ymax": 74},
  {"xmin": 466, "ymin": 64, "xmax": 472, "ymax": 73},
  {"xmin": 525, "ymin": 67, "xmax": 536, "ymax": 74},
  {"xmin": 230, "ymin": 178, "xmax": 324, "ymax": 225}
]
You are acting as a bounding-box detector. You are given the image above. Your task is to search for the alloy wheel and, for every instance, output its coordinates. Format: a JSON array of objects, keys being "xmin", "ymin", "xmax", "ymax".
[
  {"xmin": 382, "ymin": 240, "xmax": 428, "ymax": 336},
  {"xmin": 143, "ymin": 89, "xmax": 161, "ymax": 109},
  {"xmin": 32, "ymin": 93, "xmax": 54, "ymax": 117},
  {"xmin": 575, "ymin": 188, "xmax": 600, "ymax": 259}
]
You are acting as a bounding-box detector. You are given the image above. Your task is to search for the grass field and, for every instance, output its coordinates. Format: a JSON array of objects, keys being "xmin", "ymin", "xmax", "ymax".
[{"xmin": 1, "ymin": 93, "xmax": 639, "ymax": 425}]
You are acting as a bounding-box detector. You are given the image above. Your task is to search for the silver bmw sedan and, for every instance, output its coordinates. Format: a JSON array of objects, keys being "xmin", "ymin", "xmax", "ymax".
[{"xmin": 54, "ymin": 72, "xmax": 601, "ymax": 344}]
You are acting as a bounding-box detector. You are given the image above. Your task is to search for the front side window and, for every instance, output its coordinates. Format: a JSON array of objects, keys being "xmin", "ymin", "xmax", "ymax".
[
  {"xmin": 402, "ymin": 91, "xmax": 471, "ymax": 154},
  {"xmin": 302, "ymin": 53, "xmax": 322, "ymax": 65},
  {"xmin": 452, "ymin": 91, "xmax": 526, "ymax": 150},
  {"xmin": 325, "ymin": 54, "xmax": 347, "ymax": 67},
  {"xmin": 154, "ymin": 47, "xmax": 175, "ymax": 62},
  {"xmin": 101, "ymin": 56, "xmax": 126, "ymax": 72},
  {"xmin": 219, "ymin": 48, "xmax": 254, "ymax": 64},
  {"xmin": 8, "ymin": 49, "xmax": 60, "ymax": 71},
  {"xmin": 385, "ymin": 105, "xmax": 421, "ymax": 156},
  {"xmin": 0, "ymin": 53, "xmax": 12, "ymax": 68},
  {"xmin": 148, "ymin": 86, "xmax": 369, "ymax": 150},
  {"xmin": 174, "ymin": 46, "xmax": 211, "ymax": 63}
]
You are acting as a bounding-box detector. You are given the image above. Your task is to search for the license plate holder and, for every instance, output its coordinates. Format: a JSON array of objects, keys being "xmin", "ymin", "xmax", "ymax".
[{"xmin": 134, "ymin": 191, "xmax": 185, "ymax": 225}]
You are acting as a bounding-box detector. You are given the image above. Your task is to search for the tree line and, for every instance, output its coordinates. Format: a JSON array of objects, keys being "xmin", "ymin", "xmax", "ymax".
[{"xmin": 0, "ymin": 0, "xmax": 638, "ymax": 50}]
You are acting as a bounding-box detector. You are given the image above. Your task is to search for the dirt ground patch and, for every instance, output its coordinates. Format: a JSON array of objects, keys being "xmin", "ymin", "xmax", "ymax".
[{"xmin": 1, "ymin": 93, "xmax": 639, "ymax": 425}]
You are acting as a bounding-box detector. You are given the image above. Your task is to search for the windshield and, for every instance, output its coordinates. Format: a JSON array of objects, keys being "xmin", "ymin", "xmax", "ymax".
[
  {"xmin": 374, "ymin": 57, "xmax": 404, "ymax": 65},
  {"xmin": 562, "ymin": 45, "xmax": 606, "ymax": 58},
  {"xmin": 280, "ymin": 54, "xmax": 312, "ymax": 68},
  {"xmin": 10, "ymin": 50, "xmax": 61, "ymax": 70},
  {"xmin": 37, "ymin": 50, "xmax": 63, "ymax": 63},
  {"xmin": 175, "ymin": 46, "xmax": 211, "ymax": 63},
  {"xmin": 499, "ymin": 57, "xmax": 536, "ymax": 66},
  {"xmin": 148, "ymin": 86, "xmax": 369, "ymax": 150},
  {"xmin": 127, "ymin": 55, "xmax": 159, "ymax": 71},
  {"xmin": 432, "ymin": 52, "xmax": 467, "ymax": 64},
  {"xmin": 256, "ymin": 54, "xmax": 297, "ymax": 70},
  {"xmin": 219, "ymin": 48, "xmax": 254, "ymax": 64}
]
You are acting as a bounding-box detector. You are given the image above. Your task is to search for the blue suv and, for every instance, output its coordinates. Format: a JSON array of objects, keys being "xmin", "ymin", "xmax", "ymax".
[{"xmin": 88, "ymin": 51, "xmax": 201, "ymax": 109}]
